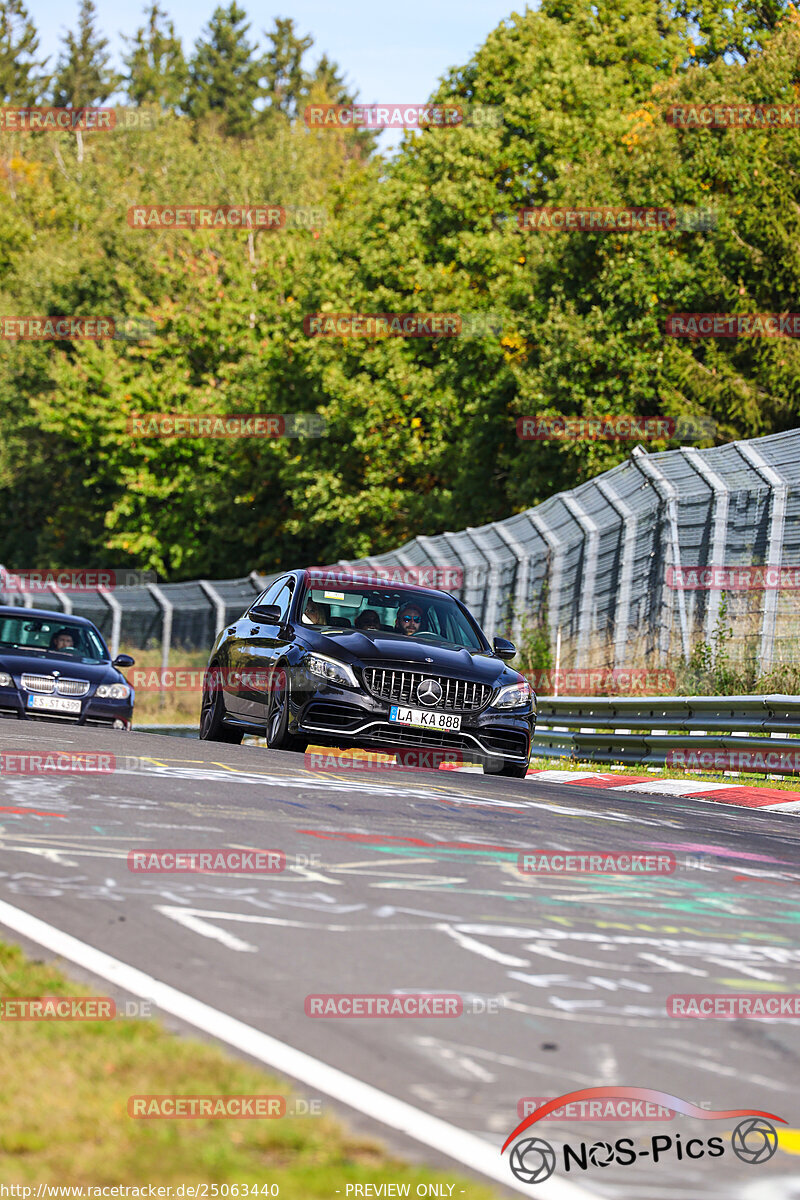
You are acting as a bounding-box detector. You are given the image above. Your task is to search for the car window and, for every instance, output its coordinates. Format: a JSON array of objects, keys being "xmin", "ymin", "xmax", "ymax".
[
  {"xmin": 254, "ymin": 577, "xmax": 287, "ymax": 610},
  {"xmin": 274, "ymin": 581, "xmax": 294, "ymax": 621},
  {"xmin": 299, "ymin": 584, "xmax": 486, "ymax": 650},
  {"xmin": 0, "ymin": 616, "xmax": 107, "ymax": 662}
]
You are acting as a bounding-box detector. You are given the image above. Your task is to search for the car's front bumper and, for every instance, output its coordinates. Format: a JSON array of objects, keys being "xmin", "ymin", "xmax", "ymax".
[
  {"xmin": 289, "ymin": 676, "xmax": 534, "ymax": 767},
  {"xmin": 0, "ymin": 687, "xmax": 133, "ymax": 729}
]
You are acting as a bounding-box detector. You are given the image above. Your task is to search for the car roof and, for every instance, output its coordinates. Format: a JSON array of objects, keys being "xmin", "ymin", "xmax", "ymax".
[
  {"xmin": 299, "ymin": 569, "xmax": 453, "ymax": 600},
  {"xmin": 0, "ymin": 605, "xmax": 97, "ymax": 627}
]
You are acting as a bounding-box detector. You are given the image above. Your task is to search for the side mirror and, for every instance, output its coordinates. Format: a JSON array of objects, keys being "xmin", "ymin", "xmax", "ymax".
[
  {"xmin": 493, "ymin": 636, "xmax": 516, "ymax": 660},
  {"xmin": 113, "ymin": 654, "xmax": 135, "ymax": 668},
  {"xmin": 249, "ymin": 603, "xmax": 282, "ymax": 624}
]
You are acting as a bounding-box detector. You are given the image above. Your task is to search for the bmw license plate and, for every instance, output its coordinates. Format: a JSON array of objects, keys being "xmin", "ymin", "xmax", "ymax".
[
  {"xmin": 389, "ymin": 705, "xmax": 461, "ymax": 731},
  {"xmin": 27, "ymin": 694, "xmax": 82, "ymax": 714}
]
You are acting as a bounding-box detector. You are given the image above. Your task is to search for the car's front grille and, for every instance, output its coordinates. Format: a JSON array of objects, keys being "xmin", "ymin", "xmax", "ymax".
[
  {"xmin": 21, "ymin": 674, "xmax": 55, "ymax": 693},
  {"xmin": 55, "ymin": 678, "xmax": 90, "ymax": 697},
  {"xmin": 363, "ymin": 668, "xmax": 490, "ymax": 712},
  {"xmin": 20, "ymin": 674, "xmax": 90, "ymax": 697}
]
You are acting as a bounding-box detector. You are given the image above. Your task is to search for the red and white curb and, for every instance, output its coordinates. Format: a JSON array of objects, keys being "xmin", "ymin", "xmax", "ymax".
[{"xmin": 524, "ymin": 769, "xmax": 800, "ymax": 812}]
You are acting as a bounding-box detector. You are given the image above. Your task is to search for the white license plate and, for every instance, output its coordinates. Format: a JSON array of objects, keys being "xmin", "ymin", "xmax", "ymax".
[
  {"xmin": 27, "ymin": 694, "xmax": 82, "ymax": 714},
  {"xmin": 389, "ymin": 705, "xmax": 461, "ymax": 731}
]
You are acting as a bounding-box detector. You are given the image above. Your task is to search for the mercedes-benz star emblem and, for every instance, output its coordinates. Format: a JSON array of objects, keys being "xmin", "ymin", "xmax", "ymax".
[
  {"xmin": 509, "ymin": 1137, "xmax": 556, "ymax": 1184},
  {"xmin": 731, "ymin": 1118, "xmax": 778, "ymax": 1164},
  {"xmin": 416, "ymin": 678, "xmax": 442, "ymax": 706}
]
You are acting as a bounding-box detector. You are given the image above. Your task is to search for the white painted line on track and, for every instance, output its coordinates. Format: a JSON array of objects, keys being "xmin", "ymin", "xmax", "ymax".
[{"xmin": 0, "ymin": 898, "xmax": 598, "ymax": 1199}]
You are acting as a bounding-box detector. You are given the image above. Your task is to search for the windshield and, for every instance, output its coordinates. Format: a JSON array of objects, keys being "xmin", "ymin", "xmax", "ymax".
[
  {"xmin": 0, "ymin": 615, "xmax": 109, "ymax": 663},
  {"xmin": 298, "ymin": 582, "xmax": 486, "ymax": 652}
]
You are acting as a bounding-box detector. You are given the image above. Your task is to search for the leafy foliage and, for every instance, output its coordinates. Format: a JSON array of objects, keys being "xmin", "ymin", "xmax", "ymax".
[{"xmin": 1, "ymin": 0, "xmax": 800, "ymax": 579}]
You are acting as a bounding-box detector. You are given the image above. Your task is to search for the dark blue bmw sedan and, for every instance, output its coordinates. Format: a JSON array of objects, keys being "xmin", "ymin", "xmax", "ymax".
[{"xmin": 0, "ymin": 607, "xmax": 135, "ymax": 729}]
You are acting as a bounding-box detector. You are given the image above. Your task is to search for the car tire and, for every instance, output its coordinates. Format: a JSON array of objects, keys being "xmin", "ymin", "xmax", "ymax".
[
  {"xmin": 199, "ymin": 666, "xmax": 244, "ymax": 744},
  {"xmin": 266, "ymin": 665, "xmax": 307, "ymax": 753}
]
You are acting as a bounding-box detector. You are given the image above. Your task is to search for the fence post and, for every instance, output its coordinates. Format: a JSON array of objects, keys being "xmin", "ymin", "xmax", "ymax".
[
  {"xmin": 47, "ymin": 580, "xmax": 73, "ymax": 616},
  {"xmin": 493, "ymin": 523, "xmax": 531, "ymax": 642},
  {"xmin": 681, "ymin": 447, "xmax": 730, "ymax": 659},
  {"xmin": 199, "ymin": 579, "xmax": 226, "ymax": 640},
  {"xmin": 595, "ymin": 476, "xmax": 637, "ymax": 669},
  {"xmin": 631, "ymin": 447, "xmax": 690, "ymax": 663},
  {"xmin": 460, "ymin": 528, "xmax": 499, "ymax": 633},
  {"xmin": 735, "ymin": 442, "xmax": 787, "ymax": 671},
  {"xmin": 561, "ymin": 494, "xmax": 599, "ymax": 665},
  {"xmin": 146, "ymin": 583, "xmax": 173, "ymax": 685},
  {"xmin": 97, "ymin": 586, "xmax": 121, "ymax": 658},
  {"xmin": 528, "ymin": 510, "xmax": 564, "ymax": 661}
]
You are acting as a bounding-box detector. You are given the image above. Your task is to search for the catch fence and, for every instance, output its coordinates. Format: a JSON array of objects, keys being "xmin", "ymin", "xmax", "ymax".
[{"xmin": 3, "ymin": 428, "xmax": 800, "ymax": 672}]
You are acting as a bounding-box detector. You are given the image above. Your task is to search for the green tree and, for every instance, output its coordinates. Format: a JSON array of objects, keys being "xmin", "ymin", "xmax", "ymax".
[
  {"xmin": 260, "ymin": 16, "xmax": 312, "ymax": 119},
  {"xmin": 122, "ymin": 2, "xmax": 186, "ymax": 109},
  {"xmin": 0, "ymin": 0, "xmax": 49, "ymax": 103},
  {"xmin": 183, "ymin": 2, "xmax": 263, "ymax": 136},
  {"xmin": 51, "ymin": 0, "xmax": 119, "ymax": 106}
]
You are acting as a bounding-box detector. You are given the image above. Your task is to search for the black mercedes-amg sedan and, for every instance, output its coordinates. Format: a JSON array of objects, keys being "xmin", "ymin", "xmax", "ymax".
[
  {"xmin": 199, "ymin": 569, "xmax": 535, "ymax": 776},
  {"xmin": 0, "ymin": 607, "xmax": 135, "ymax": 728}
]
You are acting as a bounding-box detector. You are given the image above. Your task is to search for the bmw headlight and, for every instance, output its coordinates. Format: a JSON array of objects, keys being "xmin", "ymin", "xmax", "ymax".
[
  {"xmin": 306, "ymin": 653, "xmax": 358, "ymax": 688},
  {"xmin": 0, "ymin": 672, "xmax": 12, "ymax": 687},
  {"xmin": 494, "ymin": 680, "xmax": 532, "ymax": 709},
  {"xmin": 96, "ymin": 683, "xmax": 130, "ymax": 700}
]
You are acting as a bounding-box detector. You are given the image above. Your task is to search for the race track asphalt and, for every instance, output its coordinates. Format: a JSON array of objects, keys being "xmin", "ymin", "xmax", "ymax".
[{"xmin": 1, "ymin": 719, "xmax": 800, "ymax": 1199}]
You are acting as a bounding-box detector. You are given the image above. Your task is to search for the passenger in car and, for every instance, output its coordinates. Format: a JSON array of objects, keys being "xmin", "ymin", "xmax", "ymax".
[
  {"xmin": 303, "ymin": 600, "xmax": 328, "ymax": 625},
  {"xmin": 395, "ymin": 604, "xmax": 423, "ymax": 635},
  {"xmin": 355, "ymin": 609, "xmax": 381, "ymax": 631},
  {"xmin": 49, "ymin": 629, "xmax": 76, "ymax": 651}
]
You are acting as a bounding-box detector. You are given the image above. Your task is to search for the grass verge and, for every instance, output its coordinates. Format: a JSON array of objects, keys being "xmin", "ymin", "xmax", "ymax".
[{"xmin": 0, "ymin": 941, "xmax": 500, "ymax": 1196}]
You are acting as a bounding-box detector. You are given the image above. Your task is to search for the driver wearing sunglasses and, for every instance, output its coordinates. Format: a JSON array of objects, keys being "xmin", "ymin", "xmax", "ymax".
[{"xmin": 395, "ymin": 602, "xmax": 424, "ymax": 636}]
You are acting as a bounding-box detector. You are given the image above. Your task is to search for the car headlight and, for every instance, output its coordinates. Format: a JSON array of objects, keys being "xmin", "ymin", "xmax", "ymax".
[
  {"xmin": 0, "ymin": 672, "xmax": 12, "ymax": 688},
  {"xmin": 306, "ymin": 653, "xmax": 358, "ymax": 688},
  {"xmin": 96, "ymin": 683, "xmax": 130, "ymax": 700},
  {"xmin": 494, "ymin": 680, "xmax": 532, "ymax": 709}
]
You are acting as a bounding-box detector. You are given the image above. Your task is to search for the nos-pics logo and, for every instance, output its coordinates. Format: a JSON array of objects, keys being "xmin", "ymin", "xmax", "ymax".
[{"xmin": 502, "ymin": 1087, "xmax": 783, "ymax": 1184}]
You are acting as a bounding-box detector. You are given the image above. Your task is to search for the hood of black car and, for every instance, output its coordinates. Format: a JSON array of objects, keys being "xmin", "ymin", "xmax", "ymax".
[
  {"xmin": 305, "ymin": 628, "xmax": 520, "ymax": 685},
  {"xmin": 0, "ymin": 650, "xmax": 124, "ymax": 686}
]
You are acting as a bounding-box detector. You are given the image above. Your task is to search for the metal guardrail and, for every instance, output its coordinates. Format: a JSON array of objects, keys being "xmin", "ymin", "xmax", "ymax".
[{"xmin": 530, "ymin": 694, "xmax": 800, "ymax": 773}]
